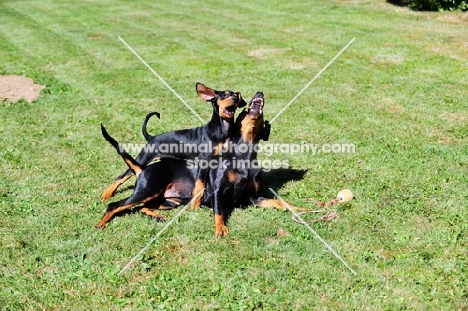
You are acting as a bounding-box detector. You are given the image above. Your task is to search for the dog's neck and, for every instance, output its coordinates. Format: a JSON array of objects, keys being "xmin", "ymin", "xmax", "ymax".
[
  {"xmin": 207, "ymin": 112, "xmax": 234, "ymax": 140},
  {"xmin": 221, "ymin": 119, "xmax": 232, "ymax": 136},
  {"xmin": 239, "ymin": 124, "xmax": 256, "ymax": 143},
  {"xmin": 237, "ymin": 115, "xmax": 264, "ymax": 145}
]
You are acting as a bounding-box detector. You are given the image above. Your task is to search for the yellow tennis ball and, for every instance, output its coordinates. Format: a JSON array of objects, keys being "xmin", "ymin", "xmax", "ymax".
[{"xmin": 337, "ymin": 189, "xmax": 353, "ymax": 202}]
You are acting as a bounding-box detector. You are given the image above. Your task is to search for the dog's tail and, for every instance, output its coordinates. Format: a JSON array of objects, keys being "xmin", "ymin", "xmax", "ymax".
[
  {"xmin": 142, "ymin": 112, "xmax": 161, "ymax": 142},
  {"xmin": 101, "ymin": 124, "xmax": 143, "ymax": 176}
]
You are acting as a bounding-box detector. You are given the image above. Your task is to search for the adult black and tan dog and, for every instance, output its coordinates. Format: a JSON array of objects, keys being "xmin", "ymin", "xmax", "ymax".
[
  {"xmin": 195, "ymin": 92, "xmax": 303, "ymax": 236},
  {"xmin": 192, "ymin": 92, "xmax": 269, "ymax": 236},
  {"xmin": 96, "ymin": 93, "xmax": 303, "ymax": 236},
  {"xmin": 100, "ymin": 83, "xmax": 246, "ymax": 201}
]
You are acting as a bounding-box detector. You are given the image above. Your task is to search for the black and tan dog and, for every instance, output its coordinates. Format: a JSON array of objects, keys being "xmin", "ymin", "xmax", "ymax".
[
  {"xmin": 100, "ymin": 82, "xmax": 246, "ymax": 201},
  {"xmin": 199, "ymin": 91, "xmax": 302, "ymax": 236},
  {"xmin": 96, "ymin": 93, "xmax": 303, "ymax": 235}
]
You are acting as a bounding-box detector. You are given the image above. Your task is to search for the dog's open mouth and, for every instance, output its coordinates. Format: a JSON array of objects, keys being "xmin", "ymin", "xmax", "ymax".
[
  {"xmin": 248, "ymin": 92, "xmax": 264, "ymax": 115},
  {"xmin": 223, "ymin": 105, "xmax": 237, "ymax": 116}
]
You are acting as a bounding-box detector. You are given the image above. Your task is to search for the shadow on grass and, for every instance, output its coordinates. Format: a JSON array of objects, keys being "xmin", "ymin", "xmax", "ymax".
[{"xmin": 259, "ymin": 168, "xmax": 308, "ymax": 197}]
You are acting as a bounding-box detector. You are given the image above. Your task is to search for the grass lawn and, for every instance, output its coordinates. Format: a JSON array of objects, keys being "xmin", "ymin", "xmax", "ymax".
[{"xmin": 1, "ymin": 0, "xmax": 467, "ymax": 309}]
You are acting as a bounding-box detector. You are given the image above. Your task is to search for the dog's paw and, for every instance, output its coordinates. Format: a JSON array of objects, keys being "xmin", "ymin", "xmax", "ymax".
[
  {"xmin": 101, "ymin": 192, "xmax": 112, "ymax": 201},
  {"xmin": 151, "ymin": 215, "xmax": 167, "ymax": 222},
  {"xmin": 215, "ymin": 224, "xmax": 229, "ymax": 237},
  {"xmin": 250, "ymin": 197, "xmax": 264, "ymax": 205},
  {"xmin": 190, "ymin": 201, "xmax": 201, "ymax": 210}
]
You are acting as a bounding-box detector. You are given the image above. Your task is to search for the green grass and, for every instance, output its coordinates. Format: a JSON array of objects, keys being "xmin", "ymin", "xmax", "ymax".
[{"xmin": 1, "ymin": 0, "xmax": 467, "ymax": 309}]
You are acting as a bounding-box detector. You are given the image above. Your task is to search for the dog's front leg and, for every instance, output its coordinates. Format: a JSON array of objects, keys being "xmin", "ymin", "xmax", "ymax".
[{"xmin": 212, "ymin": 189, "xmax": 229, "ymax": 237}]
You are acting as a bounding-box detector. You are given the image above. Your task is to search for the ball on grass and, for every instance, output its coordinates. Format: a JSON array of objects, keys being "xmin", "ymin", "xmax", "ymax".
[{"xmin": 337, "ymin": 189, "xmax": 353, "ymax": 202}]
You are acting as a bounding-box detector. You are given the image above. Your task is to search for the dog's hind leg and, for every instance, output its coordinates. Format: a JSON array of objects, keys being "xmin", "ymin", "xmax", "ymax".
[
  {"xmin": 96, "ymin": 184, "xmax": 164, "ymax": 228},
  {"xmin": 158, "ymin": 198, "xmax": 182, "ymax": 210},
  {"xmin": 251, "ymin": 198, "xmax": 307, "ymax": 212},
  {"xmin": 140, "ymin": 207, "xmax": 166, "ymax": 222},
  {"xmin": 139, "ymin": 195, "xmax": 168, "ymax": 221},
  {"xmin": 101, "ymin": 170, "xmax": 133, "ymax": 201},
  {"xmin": 95, "ymin": 199, "xmax": 139, "ymax": 229}
]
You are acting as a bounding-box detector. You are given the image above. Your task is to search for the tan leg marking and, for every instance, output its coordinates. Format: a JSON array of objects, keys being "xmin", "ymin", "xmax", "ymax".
[
  {"xmin": 214, "ymin": 214, "xmax": 229, "ymax": 237},
  {"xmin": 96, "ymin": 202, "xmax": 138, "ymax": 229},
  {"xmin": 254, "ymin": 199, "xmax": 307, "ymax": 212},
  {"xmin": 140, "ymin": 207, "xmax": 166, "ymax": 222},
  {"xmin": 101, "ymin": 174, "xmax": 133, "ymax": 201},
  {"xmin": 190, "ymin": 179, "xmax": 205, "ymax": 210}
]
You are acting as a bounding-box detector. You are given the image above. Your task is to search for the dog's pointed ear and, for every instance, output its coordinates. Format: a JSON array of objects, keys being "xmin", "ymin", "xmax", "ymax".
[
  {"xmin": 196, "ymin": 83, "xmax": 217, "ymax": 101},
  {"xmin": 261, "ymin": 120, "xmax": 271, "ymax": 141},
  {"xmin": 236, "ymin": 92, "xmax": 247, "ymax": 108}
]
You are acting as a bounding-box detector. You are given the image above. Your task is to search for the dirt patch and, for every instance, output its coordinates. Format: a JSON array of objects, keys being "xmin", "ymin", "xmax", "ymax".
[
  {"xmin": 247, "ymin": 47, "xmax": 289, "ymax": 58},
  {"xmin": 433, "ymin": 12, "xmax": 468, "ymax": 25},
  {"xmin": 0, "ymin": 75, "xmax": 46, "ymax": 103}
]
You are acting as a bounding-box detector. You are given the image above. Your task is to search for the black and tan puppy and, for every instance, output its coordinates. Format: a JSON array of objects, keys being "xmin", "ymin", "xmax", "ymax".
[
  {"xmin": 100, "ymin": 83, "xmax": 246, "ymax": 201},
  {"xmin": 96, "ymin": 125, "xmax": 195, "ymax": 228},
  {"xmin": 201, "ymin": 92, "xmax": 301, "ymax": 237}
]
